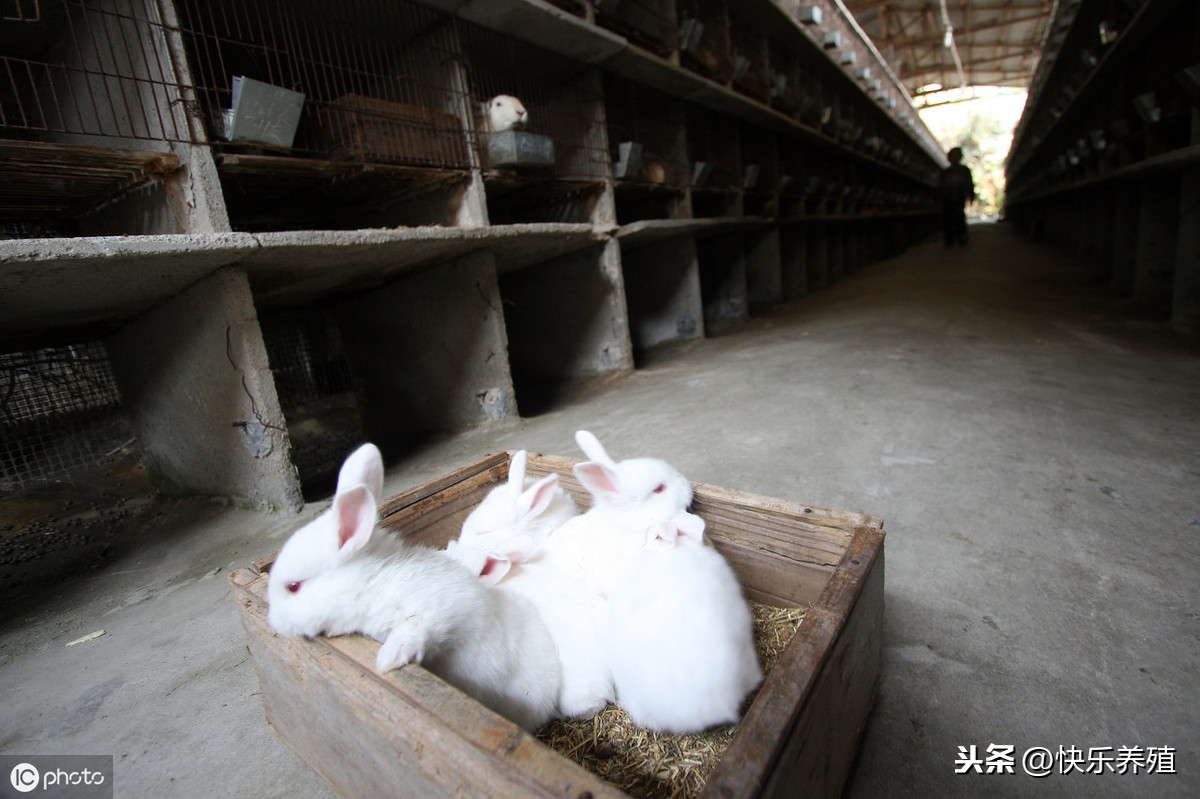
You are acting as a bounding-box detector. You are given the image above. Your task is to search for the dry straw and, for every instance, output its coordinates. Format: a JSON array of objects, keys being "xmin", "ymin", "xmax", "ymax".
[{"xmin": 536, "ymin": 602, "xmax": 807, "ymax": 799}]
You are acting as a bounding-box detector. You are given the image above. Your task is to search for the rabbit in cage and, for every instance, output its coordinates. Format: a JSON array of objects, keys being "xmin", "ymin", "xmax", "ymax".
[{"xmin": 486, "ymin": 94, "xmax": 528, "ymax": 132}]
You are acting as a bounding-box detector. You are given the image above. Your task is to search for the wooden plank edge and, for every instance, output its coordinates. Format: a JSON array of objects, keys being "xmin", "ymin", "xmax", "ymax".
[{"xmin": 702, "ymin": 523, "xmax": 885, "ymax": 797}]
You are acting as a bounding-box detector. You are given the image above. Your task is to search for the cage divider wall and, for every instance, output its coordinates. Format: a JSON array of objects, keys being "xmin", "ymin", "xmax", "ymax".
[
  {"xmin": 618, "ymin": 235, "xmax": 704, "ymax": 357},
  {"xmin": 602, "ymin": 74, "xmax": 689, "ymax": 224},
  {"xmin": 173, "ymin": 0, "xmax": 480, "ymax": 232},
  {"xmin": 0, "ymin": 0, "xmax": 227, "ymax": 236},
  {"xmin": 331, "ymin": 250, "xmax": 517, "ymax": 456},
  {"xmin": 103, "ymin": 265, "xmax": 303, "ymax": 510},
  {"xmin": 685, "ymin": 104, "xmax": 741, "ymax": 218},
  {"xmin": 594, "ymin": 0, "xmax": 677, "ymax": 58},
  {"xmin": 496, "ymin": 239, "xmax": 633, "ymax": 417}
]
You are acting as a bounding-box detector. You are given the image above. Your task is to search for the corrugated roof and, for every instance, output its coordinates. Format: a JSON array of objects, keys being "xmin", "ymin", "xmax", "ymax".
[{"xmin": 844, "ymin": 0, "xmax": 1058, "ymax": 99}]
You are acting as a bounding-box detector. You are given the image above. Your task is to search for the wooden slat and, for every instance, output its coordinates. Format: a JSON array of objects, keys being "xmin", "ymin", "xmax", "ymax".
[
  {"xmin": 704, "ymin": 525, "xmax": 885, "ymax": 798},
  {"xmin": 0, "ymin": 139, "xmax": 180, "ymax": 219}
]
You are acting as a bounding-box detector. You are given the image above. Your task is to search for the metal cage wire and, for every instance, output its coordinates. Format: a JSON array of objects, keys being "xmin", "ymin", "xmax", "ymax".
[{"xmin": 1, "ymin": 341, "xmax": 136, "ymax": 493}]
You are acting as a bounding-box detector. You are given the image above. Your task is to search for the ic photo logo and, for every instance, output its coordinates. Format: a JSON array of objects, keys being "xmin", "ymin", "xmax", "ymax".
[
  {"xmin": 1, "ymin": 756, "xmax": 112, "ymax": 798},
  {"xmin": 9, "ymin": 763, "xmax": 38, "ymax": 793}
]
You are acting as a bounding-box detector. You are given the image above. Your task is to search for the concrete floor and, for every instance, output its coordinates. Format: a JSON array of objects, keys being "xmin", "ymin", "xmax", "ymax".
[{"xmin": 2, "ymin": 222, "xmax": 1197, "ymax": 797}]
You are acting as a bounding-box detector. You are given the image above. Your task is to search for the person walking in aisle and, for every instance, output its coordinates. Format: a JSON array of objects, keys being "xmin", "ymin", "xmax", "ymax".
[{"xmin": 939, "ymin": 147, "xmax": 975, "ymax": 247}]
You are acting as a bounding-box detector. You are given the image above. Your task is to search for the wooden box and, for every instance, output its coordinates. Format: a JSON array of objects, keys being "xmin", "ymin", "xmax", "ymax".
[
  {"xmin": 230, "ymin": 450, "xmax": 885, "ymax": 798},
  {"xmin": 318, "ymin": 94, "xmax": 469, "ymax": 169}
]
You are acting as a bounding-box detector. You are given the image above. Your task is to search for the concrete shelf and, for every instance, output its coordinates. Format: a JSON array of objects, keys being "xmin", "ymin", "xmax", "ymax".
[{"xmin": 1, "ymin": 0, "xmax": 946, "ymax": 505}]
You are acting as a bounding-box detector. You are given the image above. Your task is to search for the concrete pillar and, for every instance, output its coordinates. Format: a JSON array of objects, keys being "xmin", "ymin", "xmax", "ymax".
[
  {"xmin": 498, "ymin": 239, "xmax": 633, "ymax": 414},
  {"xmin": 1134, "ymin": 179, "xmax": 1180, "ymax": 310},
  {"xmin": 106, "ymin": 266, "xmax": 302, "ymax": 510},
  {"xmin": 1172, "ymin": 167, "xmax": 1200, "ymax": 330},
  {"xmin": 745, "ymin": 228, "xmax": 782, "ymax": 313},
  {"xmin": 780, "ymin": 224, "xmax": 807, "ymax": 300},
  {"xmin": 620, "ymin": 236, "xmax": 704, "ymax": 354},
  {"xmin": 334, "ymin": 251, "xmax": 517, "ymax": 451}
]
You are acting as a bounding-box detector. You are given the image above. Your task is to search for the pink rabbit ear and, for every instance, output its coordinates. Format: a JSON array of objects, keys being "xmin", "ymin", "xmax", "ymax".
[
  {"xmin": 574, "ymin": 461, "xmax": 621, "ymax": 500},
  {"xmin": 646, "ymin": 520, "xmax": 678, "ymax": 550},
  {"xmin": 332, "ymin": 485, "xmax": 376, "ymax": 561},
  {"xmin": 517, "ymin": 473, "xmax": 558, "ymax": 520},
  {"xmin": 479, "ymin": 554, "xmax": 512, "ymax": 586}
]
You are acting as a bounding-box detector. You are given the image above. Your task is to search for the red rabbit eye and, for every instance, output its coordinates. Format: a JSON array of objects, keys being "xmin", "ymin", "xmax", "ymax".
[
  {"xmin": 653, "ymin": 483, "xmax": 666, "ymax": 494},
  {"xmin": 286, "ymin": 581, "xmax": 302, "ymax": 594}
]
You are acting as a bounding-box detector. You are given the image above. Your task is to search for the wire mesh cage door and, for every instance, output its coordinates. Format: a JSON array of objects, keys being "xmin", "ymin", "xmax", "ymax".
[
  {"xmin": 1, "ymin": 341, "xmax": 138, "ymax": 495},
  {"xmin": 0, "ymin": 0, "xmax": 198, "ymax": 231},
  {"xmin": 173, "ymin": 0, "xmax": 474, "ymax": 169},
  {"xmin": 258, "ymin": 309, "xmax": 365, "ymax": 494},
  {"xmin": 0, "ymin": 0, "xmax": 191, "ymax": 145}
]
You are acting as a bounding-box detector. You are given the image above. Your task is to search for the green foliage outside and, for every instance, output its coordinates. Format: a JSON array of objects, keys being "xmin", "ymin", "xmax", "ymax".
[{"xmin": 920, "ymin": 90, "xmax": 1027, "ymax": 219}]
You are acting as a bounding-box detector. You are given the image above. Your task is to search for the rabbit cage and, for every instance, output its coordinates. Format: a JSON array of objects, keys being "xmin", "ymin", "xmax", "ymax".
[
  {"xmin": 231, "ymin": 450, "xmax": 885, "ymax": 799},
  {"xmin": 172, "ymin": 0, "xmax": 477, "ymax": 230},
  {"xmin": 456, "ymin": 22, "xmax": 611, "ymax": 225}
]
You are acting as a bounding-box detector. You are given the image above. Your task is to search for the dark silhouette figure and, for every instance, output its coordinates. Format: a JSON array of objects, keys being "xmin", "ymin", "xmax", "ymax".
[{"xmin": 939, "ymin": 147, "xmax": 975, "ymax": 247}]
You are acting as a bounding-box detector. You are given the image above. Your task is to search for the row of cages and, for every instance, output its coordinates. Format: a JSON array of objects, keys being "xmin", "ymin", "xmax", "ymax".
[
  {"xmin": 543, "ymin": 0, "xmax": 924, "ymax": 149},
  {"xmin": 1008, "ymin": 0, "xmax": 1199, "ymax": 198},
  {"xmin": 0, "ymin": 0, "xmax": 932, "ymax": 235},
  {"xmin": 0, "ymin": 214, "xmax": 923, "ymax": 500}
]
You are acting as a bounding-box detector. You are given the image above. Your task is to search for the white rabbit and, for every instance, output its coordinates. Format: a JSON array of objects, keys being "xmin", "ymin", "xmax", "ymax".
[
  {"xmin": 487, "ymin": 94, "xmax": 528, "ymax": 132},
  {"xmin": 268, "ymin": 444, "xmax": 560, "ymax": 732},
  {"xmin": 448, "ymin": 452, "xmax": 612, "ymax": 719},
  {"xmin": 537, "ymin": 430, "xmax": 695, "ymax": 595},
  {"xmin": 607, "ymin": 511, "xmax": 762, "ymax": 734},
  {"xmin": 455, "ymin": 450, "xmax": 578, "ymax": 569}
]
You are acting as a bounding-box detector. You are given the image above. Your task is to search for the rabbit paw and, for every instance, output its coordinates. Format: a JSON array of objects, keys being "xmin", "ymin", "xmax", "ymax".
[{"xmin": 376, "ymin": 623, "xmax": 426, "ymax": 672}]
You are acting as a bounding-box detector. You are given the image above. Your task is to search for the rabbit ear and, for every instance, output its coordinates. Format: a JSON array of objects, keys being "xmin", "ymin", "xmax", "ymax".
[
  {"xmin": 478, "ymin": 533, "xmax": 534, "ymax": 586},
  {"xmin": 675, "ymin": 512, "xmax": 706, "ymax": 543},
  {"xmin": 332, "ymin": 485, "xmax": 377, "ymax": 562},
  {"xmin": 337, "ymin": 444, "xmax": 384, "ymax": 500},
  {"xmin": 479, "ymin": 554, "xmax": 511, "ymax": 586},
  {"xmin": 575, "ymin": 460, "xmax": 621, "ymax": 501},
  {"xmin": 507, "ymin": 450, "xmax": 528, "ymax": 502},
  {"xmin": 646, "ymin": 520, "xmax": 678, "ymax": 550},
  {"xmin": 517, "ymin": 472, "xmax": 558, "ymax": 520},
  {"xmin": 575, "ymin": 430, "xmax": 616, "ymax": 467}
]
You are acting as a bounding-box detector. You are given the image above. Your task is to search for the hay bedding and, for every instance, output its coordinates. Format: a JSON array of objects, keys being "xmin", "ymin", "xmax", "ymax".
[{"xmin": 535, "ymin": 603, "xmax": 807, "ymax": 799}]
